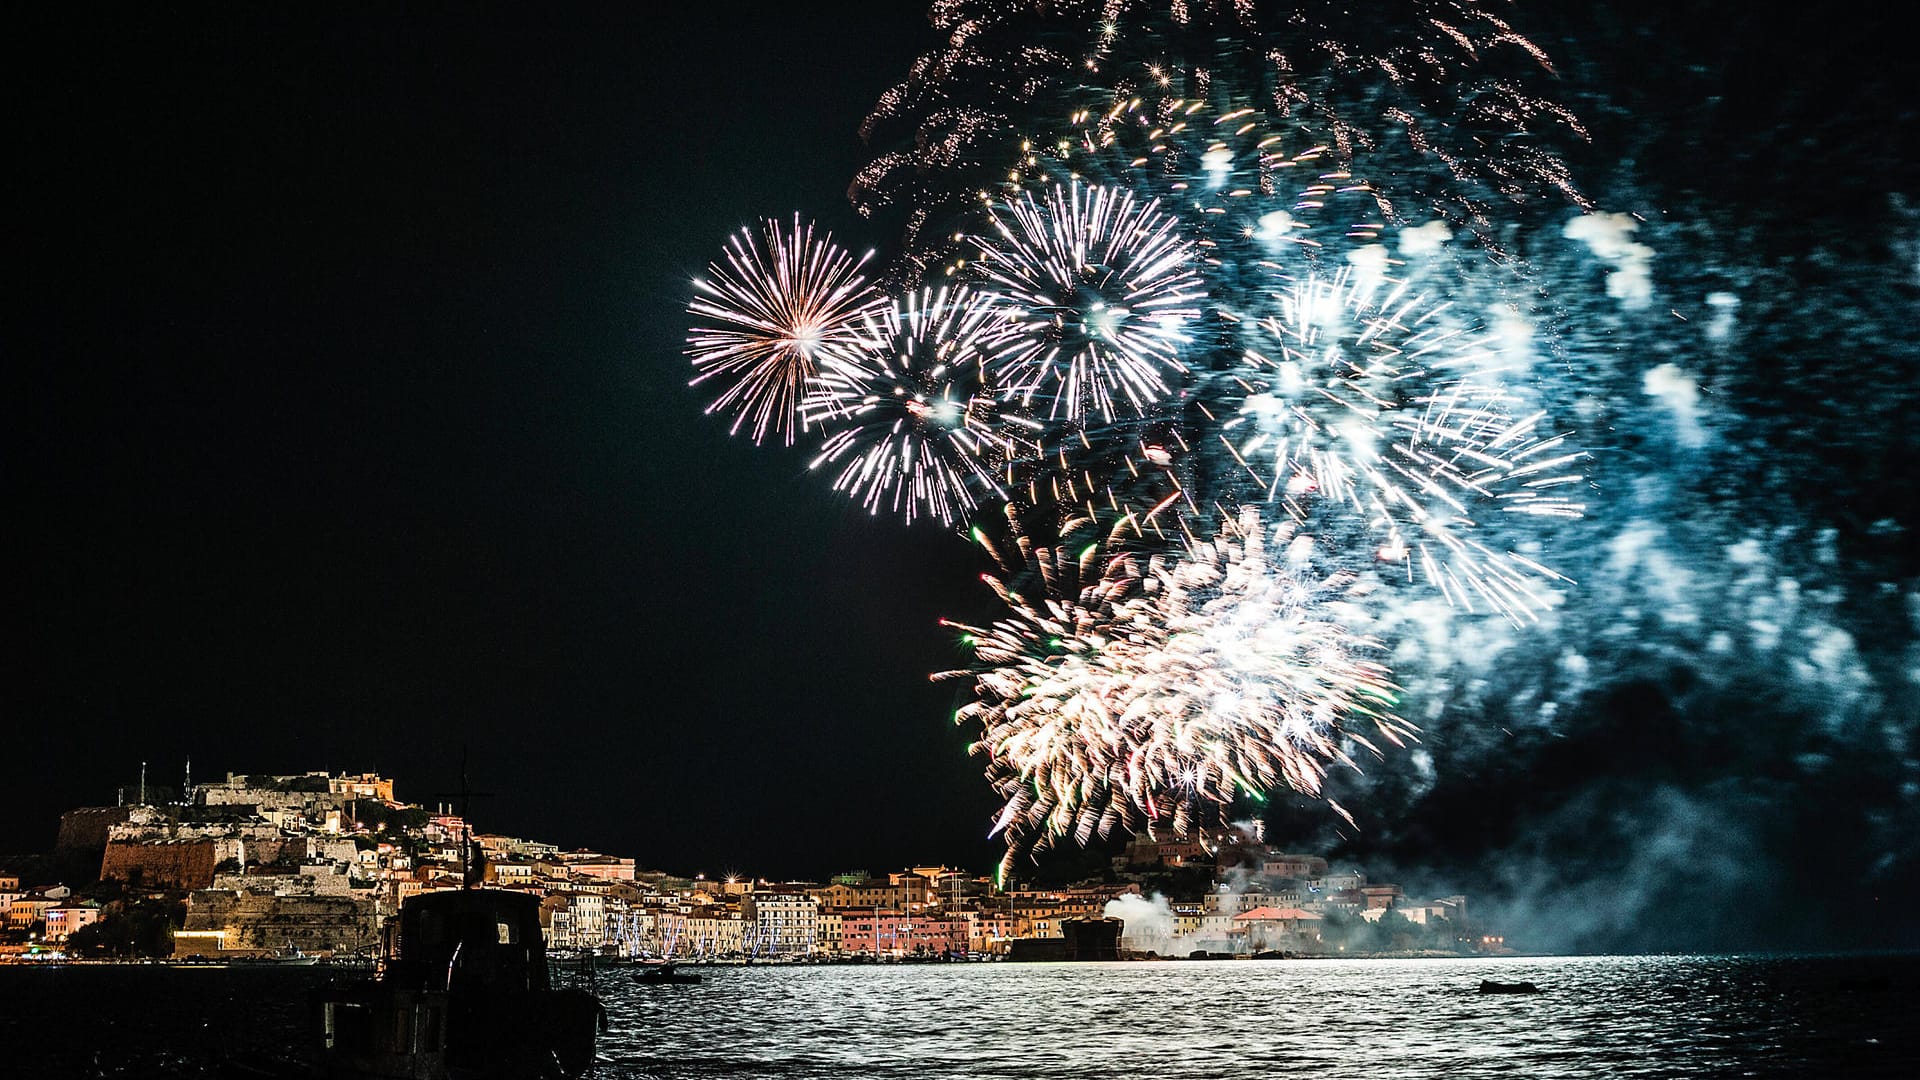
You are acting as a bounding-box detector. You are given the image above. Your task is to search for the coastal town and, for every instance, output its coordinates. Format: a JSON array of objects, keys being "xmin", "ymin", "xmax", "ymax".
[{"xmin": 1, "ymin": 767, "xmax": 1504, "ymax": 964}]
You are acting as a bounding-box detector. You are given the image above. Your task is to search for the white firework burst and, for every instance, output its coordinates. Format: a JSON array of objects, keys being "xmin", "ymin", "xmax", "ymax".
[
  {"xmin": 970, "ymin": 181, "xmax": 1206, "ymax": 426},
  {"xmin": 687, "ymin": 216, "xmax": 885, "ymax": 445},
  {"xmin": 805, "ymin": 287, "xmax": 1028, "ymax": 527},
  {"xmin": 939, "ymin": 509, "xmax": 1407, "ymax": 875}
]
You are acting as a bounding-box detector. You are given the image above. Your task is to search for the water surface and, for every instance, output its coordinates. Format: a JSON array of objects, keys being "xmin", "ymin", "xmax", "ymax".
[
  {"xmin": 2, "ymin": 953, "xmax": 1913, "ymax": 1077},
  {"xmin": 598, "ymin": 954, "xmax": 1915, "ymax": 1078}
]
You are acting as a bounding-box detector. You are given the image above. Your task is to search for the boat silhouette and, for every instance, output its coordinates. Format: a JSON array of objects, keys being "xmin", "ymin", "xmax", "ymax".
[
  {"xmin": 631, "ymin": 962, "xmax": 700, "ymax": 986},
  {"xmin": 315, "ymin": 888, "xmax": 605, "ymax": 1078}
]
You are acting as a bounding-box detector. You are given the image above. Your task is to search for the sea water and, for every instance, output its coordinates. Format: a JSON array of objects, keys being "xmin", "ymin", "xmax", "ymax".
[{"xmin": 2, "ymin": 954, "xmax": 1915, "ymax": 1077}]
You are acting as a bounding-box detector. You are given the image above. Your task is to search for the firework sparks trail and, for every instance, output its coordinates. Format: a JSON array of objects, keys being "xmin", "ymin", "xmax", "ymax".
[
  {"xmin": 852, "ymin": 1, "xmax": 1588, "ymax": 268},
  {"xmin": 1014, "ymin": 94, "xmax": 1384, "ymax": 265},
  {"xmin": 938, "ymin": 509, "xmax": 1408, "ymax": 876},
  {"xmin": 687, "ymin": 217, "xmax": 885, "ymax": 445},
  {"xmin": 1233, "ymin": 266, "xmax": 1586, "ymax": 620},
  {"xmin": 804, "ymin": 287, "xmax": 1030, "ymax": 526}
]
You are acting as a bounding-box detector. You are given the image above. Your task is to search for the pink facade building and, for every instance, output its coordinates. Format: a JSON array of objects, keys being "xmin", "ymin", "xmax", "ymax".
[{"xmin": 837, "ymin": 908, "xmax": 969, "ymax": 957}]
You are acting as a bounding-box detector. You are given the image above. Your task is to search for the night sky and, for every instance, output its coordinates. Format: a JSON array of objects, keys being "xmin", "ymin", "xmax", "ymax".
[
  {"xmin": 10, "ymin": 2, "xmax": 996, "ymax": 877},
  {"xmin": 9, "ymin": 3, "xmax": 1916, "ymax": 950}
]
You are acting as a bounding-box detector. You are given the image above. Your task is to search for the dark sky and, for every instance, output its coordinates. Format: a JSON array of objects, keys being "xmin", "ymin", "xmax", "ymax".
[
  {"xmin": 8, "ymin": 2, "xmax": 1003, "ymax": 879},
  {"xmin": 7, "ymin": 3, "xmax": 1917, "ymax": 949}
]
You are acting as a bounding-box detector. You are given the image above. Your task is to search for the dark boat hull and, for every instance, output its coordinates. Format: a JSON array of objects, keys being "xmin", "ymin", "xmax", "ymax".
[
  {"xmin": 316, "ymin": 981, "xmax": 603, "ymax": 1079},
  {"xmin": 316, "ymin": 890, "xmax": 605, "ymax": 1079}
]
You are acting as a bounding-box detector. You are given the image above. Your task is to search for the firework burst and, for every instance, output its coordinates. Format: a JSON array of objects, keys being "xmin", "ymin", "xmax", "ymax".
[
  {"xmin": 687, "ymin": 217, "xmax": 885, "ymax": 445},
  {"xmin": 684, "ymin": 1, "xmax": 1600, "ymax": 872},
  {"xmin": 1228, "ymin": 264, "xmax": 1586, "ymax": 620},
  {"xmin": 804, "ymin": 287, "xmax": 1030, "ymax": 526},
  {"xmin": 939, "ymin": 508, "xmax": 1407, "ymax": 875},
  {"xmin": 970, "ymin": 181, "xmax": 1206, "ymax": 426}
]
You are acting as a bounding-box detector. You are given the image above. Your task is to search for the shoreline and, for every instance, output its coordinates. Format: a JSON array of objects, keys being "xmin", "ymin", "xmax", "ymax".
[{"xmin": 10, "ymin": 947, "xmax": 1909, "ymax": 969}]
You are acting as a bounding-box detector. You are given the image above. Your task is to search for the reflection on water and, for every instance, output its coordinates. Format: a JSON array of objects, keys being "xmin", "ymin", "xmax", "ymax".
[
  {"xmin": 597, "ymin": 955, "xmax": 1918, "ymax": 1079},
  {"xmin": 1, "ymin": 954, "xmax": 1913, "ymax": 1078}
]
